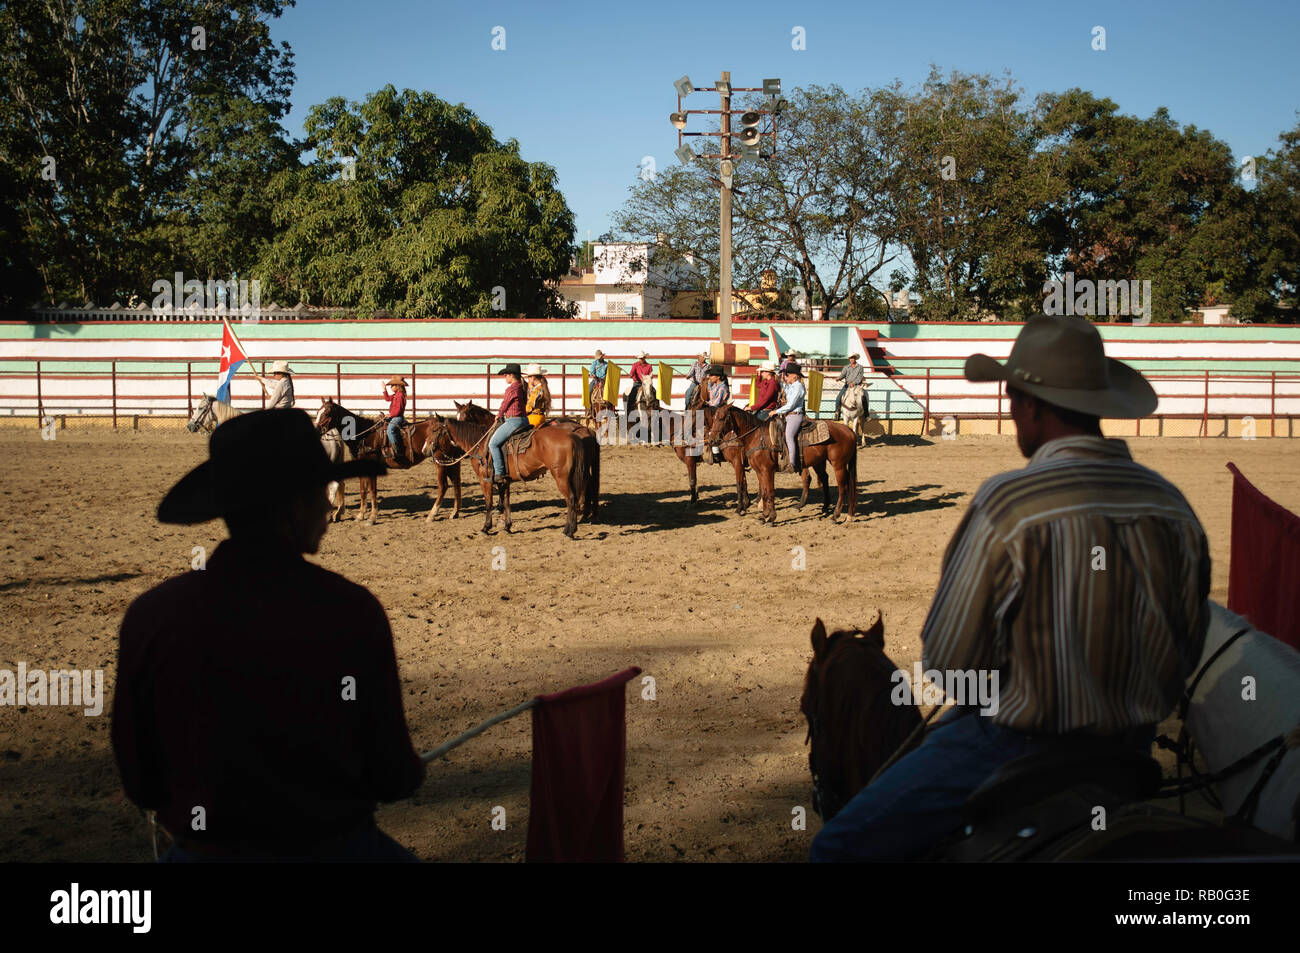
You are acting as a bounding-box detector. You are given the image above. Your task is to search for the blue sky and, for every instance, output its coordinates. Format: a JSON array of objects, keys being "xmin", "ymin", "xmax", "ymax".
[{"xmin": 274, "ymin": 0, "xmax": 1300, "ymax": 243}]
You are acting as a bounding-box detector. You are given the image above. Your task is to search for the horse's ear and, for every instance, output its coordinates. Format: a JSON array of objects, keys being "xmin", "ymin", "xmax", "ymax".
[
  {"xmin": 811, "ymin": 618, "xmax": 828, "ymax": 657},
  {"xmin": 863, "ymin": 612, "xmax": 884, "ymax": 648}
]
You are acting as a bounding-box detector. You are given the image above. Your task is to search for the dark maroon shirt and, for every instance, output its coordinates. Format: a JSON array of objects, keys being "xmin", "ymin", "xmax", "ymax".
[
  {"xmin": 498, "ymin": 380, "xmax": 526, "ymax": 419},
  {"xmin": 111, "ymin": 537, "xmax": 424, "ymax": 853},
  {"xmin": 751, "ymin": 377, "xmax": 780, "ymax": 411}
]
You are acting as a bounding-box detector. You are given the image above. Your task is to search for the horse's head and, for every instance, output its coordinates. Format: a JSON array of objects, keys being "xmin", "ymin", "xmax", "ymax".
[
  {"xmin": 455, "ymin": 401, "xmax": 492, "ymax": 425},
  {"xmin": 187, "ymin": 395, "xmax": 214, "ymax": 433},
  {"xmin": 424, "ymin": 414, "xmax": 457, "ymax": 461},
  {"xmin": 315, "ymin": 398, "xmax": 337, "ymax": 433},
  {"xmin": 801, "ymin": 615, "xmax": 918, "ymax": 821},
  {"xmin": 704, "ymin": 403, "xmax": 734, "ymax": 444}
]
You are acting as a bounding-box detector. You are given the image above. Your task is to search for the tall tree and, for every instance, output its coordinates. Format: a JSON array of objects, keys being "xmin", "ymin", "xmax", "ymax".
[
  {"xmin": 0, "ymin": 0, "xmax": 295, "ymax": 305},
  {"xmin": 259, "ymin": 86, "xmax": 576, "ymax": 318}
]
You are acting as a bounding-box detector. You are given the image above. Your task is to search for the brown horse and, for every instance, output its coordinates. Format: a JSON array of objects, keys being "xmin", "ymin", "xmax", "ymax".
[
  {"xmin": 639, "ymin": 386, "xmax": 749, "ymax": 512},
  {"xmin": 453, "ymin": 401, "xmax": 600, "ymax": 522},
  {"xmin": 314, "ymin": 398, "xmax": 462, "ymax": 524},
  {"xmin": 706, "ymin": 405, "xmax": 857, "ymax": 523},
  {"xmin": 424, "ymin": 414, "xmax": 587, "ymax": 538},
  {"xmin": 801, "ymin": 616, "xmax": 923, "ymax": 821}
]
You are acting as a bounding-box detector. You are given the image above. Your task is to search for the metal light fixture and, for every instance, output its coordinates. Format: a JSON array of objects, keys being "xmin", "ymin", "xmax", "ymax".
[
  {"xmin": 763, "ymin": 78, "xmax": 781, "ymax": 97},
  {"xmin": 738, "ymin": 142, "xmax": 760, "ymax": 162},
  {"xmin": 675, "ymin": 143, "xmax": 696, "ymax": 165},
  {"xmin": 719, "ymin": 159, "xmax": 734, "ymax": 188},
  {"xmin": 670, "ymin": 111, "xmax": 688, "ymax": 130},
  {"xmin": 739, "ymin": 111, "xmax": 761, "ymax": 128},
  {"xmin": 737, "ymin": 126, "xmax": 760, "ymax": 147},
  {"xmin": 674, "ymin": 75, "xmax": 694, "ymax": 98},
  {"xmin": 716, "ymin": 79, "xmax": 731, "ymax": 96}
]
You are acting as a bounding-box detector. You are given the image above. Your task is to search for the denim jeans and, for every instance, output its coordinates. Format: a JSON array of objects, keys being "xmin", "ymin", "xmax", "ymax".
[
  {"xmin": 684, "ymin": 381, "xmax": 699, "ymax": 408},
  {"xmin": 809, "ymin": 708, "xmax": 1154, "ymax": 862},
  {"xmin": 387, "ymin": 415, "xmax": 406, "ymax": 451},
  {"xmin": 161, "ymin": 821, "xmax": 419, "ymax": 863},
  {"xmin": 490, "ymin": 416, "xmax": 527, "ymax": 476},
  {"xmin": 755, "ymin": 409, "xmax": 771, "ymax": 422}
]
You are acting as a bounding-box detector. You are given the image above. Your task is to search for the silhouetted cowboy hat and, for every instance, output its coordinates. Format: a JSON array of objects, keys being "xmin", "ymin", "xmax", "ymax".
[
  {"xmin": 964, "ymin": 315, "xmax": 1156, "ymax": 418},
  {"xmin": 705, "ymin": 365, "xmax": 727, "ymax": 378},
  {"xmin": 522, "ymin": 363, "xmax": 548, "ymax": 377},
  {"xmin": 784, "ymin": 362, "xmax": 803, "ymax": 377},
  {"xmin": 386, "ymin": 376, "xmax": 407, "ymax": 388},
  {"xmin": 497, "ymin": 363, "xmax": 523, "ymax": 377},
  {"xmin": 158, "ymin": 409, "xmax": 385, "ymax": 525}
]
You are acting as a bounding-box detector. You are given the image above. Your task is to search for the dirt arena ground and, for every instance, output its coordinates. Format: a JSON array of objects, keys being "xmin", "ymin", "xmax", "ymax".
[{"xmin": 1, "ymin": 426, "xmax": 1296, "ymax": 862}]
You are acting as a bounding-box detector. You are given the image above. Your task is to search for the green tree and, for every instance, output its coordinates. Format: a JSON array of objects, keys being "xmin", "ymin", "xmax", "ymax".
[
  {"xmin": 259, "ymin": 86, "xmax": 576, "ymax": 317},
  {"xmin": 0, "ymin": 0, "xmax": 296, "ymax": 305}
]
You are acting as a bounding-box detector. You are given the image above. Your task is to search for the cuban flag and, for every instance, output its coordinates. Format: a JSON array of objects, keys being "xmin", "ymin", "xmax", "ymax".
[{"xmin": 214, "ymin": 319, "xmax": 249, "ymax": 404}]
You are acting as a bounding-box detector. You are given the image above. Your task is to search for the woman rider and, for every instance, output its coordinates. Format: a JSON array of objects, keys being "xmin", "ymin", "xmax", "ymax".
[
  {"xmin": 772, "ymin": 362, "xmax": 806, "ymax": 473},
  {"xmin": 749, "ymin": 362, "xmax": 780, "ymax": 421},
  {"xmin": 490, "ymin": 364, "xmax": 528, "ymax": 486},
  {"xmin": 382, "ymin": 376, "xmax": 408, "ymax": 464},
  {"xmin": 524, "ymin": 363, "xmax": 551, "ymax": 427}
]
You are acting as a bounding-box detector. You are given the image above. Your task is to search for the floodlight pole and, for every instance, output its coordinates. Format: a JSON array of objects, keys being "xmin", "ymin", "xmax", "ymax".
[{"xmin": 718, "ymin": 71, "xmax": 733, "ymax": 346}]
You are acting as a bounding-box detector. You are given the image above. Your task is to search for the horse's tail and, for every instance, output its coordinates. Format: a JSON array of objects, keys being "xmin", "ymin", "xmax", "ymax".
[
  {"xmin": 848, "ymin": 434, "xmax": 858, "ymax": 512},
  {"xmin": 569, "ymin": 433, "xmax": 588, "ymax": 514},
  {"xmin": 587, "ymin": 435, "xmax": 600, "ymax": 519}
]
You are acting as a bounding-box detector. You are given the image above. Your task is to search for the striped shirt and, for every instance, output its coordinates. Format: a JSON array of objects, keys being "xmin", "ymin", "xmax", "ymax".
[{"xmin": 921, "ymin": 436, "xmax": 1210, "ymax": 735}]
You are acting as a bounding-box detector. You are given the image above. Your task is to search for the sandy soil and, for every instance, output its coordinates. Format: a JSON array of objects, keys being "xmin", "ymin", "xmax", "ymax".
[{"xmin": 1, "ymin": 426, "xmax": 1296, "ymax": 862}]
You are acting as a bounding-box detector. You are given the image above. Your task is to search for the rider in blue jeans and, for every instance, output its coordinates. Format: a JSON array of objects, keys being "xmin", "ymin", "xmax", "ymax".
[
  {"xmin": 490, "ymin": 363, "xmax": 528, "ymax": 485},
  {"xmin": 382, "ymin": 376, "xmax": 408, "ymax": 464}
]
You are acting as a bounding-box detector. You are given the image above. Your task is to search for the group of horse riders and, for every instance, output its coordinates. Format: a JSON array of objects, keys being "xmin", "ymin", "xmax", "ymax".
[{"xmin": 246, "ymin": 346, "xmax": 868, "ymax": 480}]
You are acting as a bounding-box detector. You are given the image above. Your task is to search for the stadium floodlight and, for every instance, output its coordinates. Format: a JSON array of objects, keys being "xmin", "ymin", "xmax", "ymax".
[
  {"xmin": 763, "ymin": 78, "xmax": 781, "ymax": 97},
  {"xmin": 771, "ymin": 96, "xmax": 789, "ymax": 115},
  {"xmin": 739, "ymin": 111, "xmax": 761, "ymax": 128},
  {"xmin": 715, "ymin": 78, "xmax": 731, "ymax": 96},
  {"xmin": 670, "ymin": 112, "xmax": 688, "ymax": 130},
  {"xmin": 675, "ymin": 143, "xmax": 696, "ymax": 165},
  {"xmin": 737, "ymin": 126, "xmax": 760, "ymax": 147},
  {"xmin": 738, "ymin": 142, "xmax": 760, "ymax": 163},
  {"xmin": 674, "ymin": 75, "xmax": 694, "ymax": 98}
]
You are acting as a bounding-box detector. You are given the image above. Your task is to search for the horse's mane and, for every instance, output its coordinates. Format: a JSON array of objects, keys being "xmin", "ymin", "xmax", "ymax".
[
  {"xmin": 444, "ymin": 415, "xmax": 488, "ymax": 447},
  {"xmin": 329, "ymin": 399, "xmax": 381, "ymax": 430},
  {"xmin": 803, "ymin": 623, "xmax": 921, "ymax": 800},
  {"xmin": 457, "ymin": 401, "xmax": 493, "ymax": 424}
]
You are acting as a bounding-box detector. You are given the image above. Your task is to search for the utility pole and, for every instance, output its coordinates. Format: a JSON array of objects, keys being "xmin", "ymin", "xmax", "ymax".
[{"xmin": 718, "ymin": 71, "xmax": 733, "ymax": 345}]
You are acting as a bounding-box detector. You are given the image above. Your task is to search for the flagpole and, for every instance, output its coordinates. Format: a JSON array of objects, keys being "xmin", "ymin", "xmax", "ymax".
[{"xmin": 223, "ymin": 318, "xmax": 267, "ymax": 390}]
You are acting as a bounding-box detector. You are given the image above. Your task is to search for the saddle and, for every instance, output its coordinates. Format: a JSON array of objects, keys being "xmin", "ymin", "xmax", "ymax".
[
  {"xmin": 767, "ymin": 417, "xmax": 831, "ymax": 468},
  {"xmin": 939, "ymin": 745, "xmax": 1163, "ymax": 862},
  {"xmin": 502, "ymin": 423, "xmax": 536, "ymax": 455}
]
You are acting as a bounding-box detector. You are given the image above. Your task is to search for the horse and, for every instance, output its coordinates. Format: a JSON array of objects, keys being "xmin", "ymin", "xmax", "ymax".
[
  {"xmin": 186, "ymin": 394, "xmax": 240, "ymax": 433},
  {"xmin": 705, "ymin": 404, "xmax": 858, "ymax": 523},
  {"xmin": 314, "ymin": 398, "xmax": 462, "ymax": 524},
  {"xmin": 800, "ymin": 616, "xmax": 923, "ymax": 821},
  {"xmin": 189, "ymin": 396, "xmax": 349, "ymax": 519},
  {"xmin": 639, "ymin": 385, "xmax": 750, "ymax": 513},
  {"xmin": 839, "ymin": 383, "xmax": 875, "ymax": 448},
  {"xmin": 424, "ymin": 414, "xmax": 587, "ymax": 538},
  {"xmin": 452, "ymin": 401, "xmax": 600, "ymax": 523}
]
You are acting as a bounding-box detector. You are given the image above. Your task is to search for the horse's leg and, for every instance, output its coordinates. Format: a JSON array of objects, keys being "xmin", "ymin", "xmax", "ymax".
[
  {"xmin": 816, "ymin": 459, "xmax": 831, "ymax": 516},
  {"xmin": 355, "ymin": 476, "xmax": 368, "ymax": 521},
  {"xmin": 451, "ymin": 462, "xmax": 462, "ymax": 518},
  {"xmin": 798, "ymin": 466, "xmax": 810, "ymax": 508},
  {"xmin": 368, "ymin": 475, "xmax": 379, "ymax": 524},
  {"xmin": 335, "ymin": 479, "xmax": 346, "ymax": 522},
  {"xmin": 428, "ymin": 465, "xmax": 446, "ymax": 521},
  {"xmin": 761, "ymin": 462, "xmax": 777, "ymax": 523},
  {"xmin": 480, "ymin": 472, "xmax": 494, "ymax": 533},
  {"xmin": 561, "ymin": 459, "xmax": 579, "ymax": 538},
  {"xmin": 688, "ymin": 455, "xmax": 699, "ymax": 505},
  {"xmin": 732, "ymin": 453, "xmax": 746, "ymax": 513}
]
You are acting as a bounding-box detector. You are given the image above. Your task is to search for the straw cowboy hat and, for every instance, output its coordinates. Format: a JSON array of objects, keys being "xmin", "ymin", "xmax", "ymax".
[
  {"xmin": 269, "ymin": 360, "xmax": 292, "ymax": 375},
  {"xmin": 594, "ymin": 349, "xmax": 605, "ymax": 358},
  {"xmin": 964, "ymin": 315, "xmax": 1157, "ymax": 418},
  {"xmin": 522, "ymin": 363, "xmax": 548, "ymax": 377},
  {"xmin": 385, "ymin": 376, "xmax": 407, "ymax": 388},
  {"xmin": 758, "ymin": 360, "xmax": 777, "ymax": 374},
  {"xmin": 158, "ymin": 410, "xmax": 384, "ymax": 525},
  {"xmin": 639, "ymin": 350, "xmax": 650, "ymax": 358}
]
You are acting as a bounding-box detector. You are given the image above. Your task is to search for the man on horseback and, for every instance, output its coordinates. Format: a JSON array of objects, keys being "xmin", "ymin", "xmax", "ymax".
[
  {"xmin": 259, "ymin": 361, "xmax": 295, "ymax": 409},
  {"xmin": 381, "ymin": 376, "xmax": 409, "ymax": 465},
  {"xmin": 772, "ymin": 363, "xmax": 806, "ymax": 473},
  {"xmin": 684, "ymin": 350, "xmax": 709, "ymax": 409},
  {"xmin": 490, "ymin": 363, "xmax": 528, "ymax": 486},
  {"xmin": 588, "ymin": 350, "xmax": 608, "ymax": 408},
  {"xmin": 626, "ymin": 350, "xmax": 654, "ymax": 414},
  {"xmin": 810, "ymin": 316, "xmax": 1211, "ymax": 862},
  {"xmin": 834, "ymin": 354, "xmax": 865, "ymax": 420}
]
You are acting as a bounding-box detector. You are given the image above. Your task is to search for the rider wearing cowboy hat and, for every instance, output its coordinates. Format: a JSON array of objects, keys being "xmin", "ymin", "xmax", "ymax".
[
  {"xmin": 771, "ymin": 362, "xmax": 806, "ymax": 472},
  {"xmin": 381, "ymin": 376, "xmax": 409, "ymax": 465},
  {"xmin": 491, "ymin": 363, "xmax": 528, "ymax": 485},
  {"xmin": 704, "ymin": 365, "xmax": 730, "ymax": 407},
  {"xmin": 749, "ymin": 361, "xmax": 781, "ymax": 421},
  {"xmin": 260, "ymin": 361, "xmax": 295, "ymax": 410},
  {"xmin": 523, "ymin": 363, "xmax": 551, "ymax": 428},
  {"xmin": 588, "ymin": 350, "xmax": 608, "ymax": 408},
  {"xmin": 835, "ymin": 353, "xmax": 865, "ymax": 419},
  {"xmin": 114, "ymin": 410, "xmax": 423, "ymax": 861},
  {"xmin": 812, "ymin": 315, "xmax": 1211, "ymax": 863},
  {"xmin": 685, "ymin": 350, "xmax": 710, "ymax": 408},
  {"xmin": 626, "ymin": 350, "xmax": 654, "ymax": 413}
]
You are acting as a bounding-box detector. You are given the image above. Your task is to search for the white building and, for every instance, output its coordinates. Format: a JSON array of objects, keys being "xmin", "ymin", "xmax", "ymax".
[{"xmin": 558, "ymin": 240, "xmax": 697, "ymax": 319}]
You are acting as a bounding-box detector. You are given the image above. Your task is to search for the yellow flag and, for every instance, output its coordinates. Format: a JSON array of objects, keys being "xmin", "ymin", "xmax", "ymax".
[
  {"xmin": 741, "ymin": 373, "xmax": 753, "ymax": 406},
  {"xmin": 806, "ymin": 369, "xmax": 824, "ymax": 416},
  {"xmin": 604, "ymin": 363, "xmax": 621, "ymax": 404},
  {"xmin": 657, "ymin": 362, "xmax": 672, "ymax": 405},
  {"xmin": 581, "ymin": 366, "xmax": 591, "ymax": 411}
]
